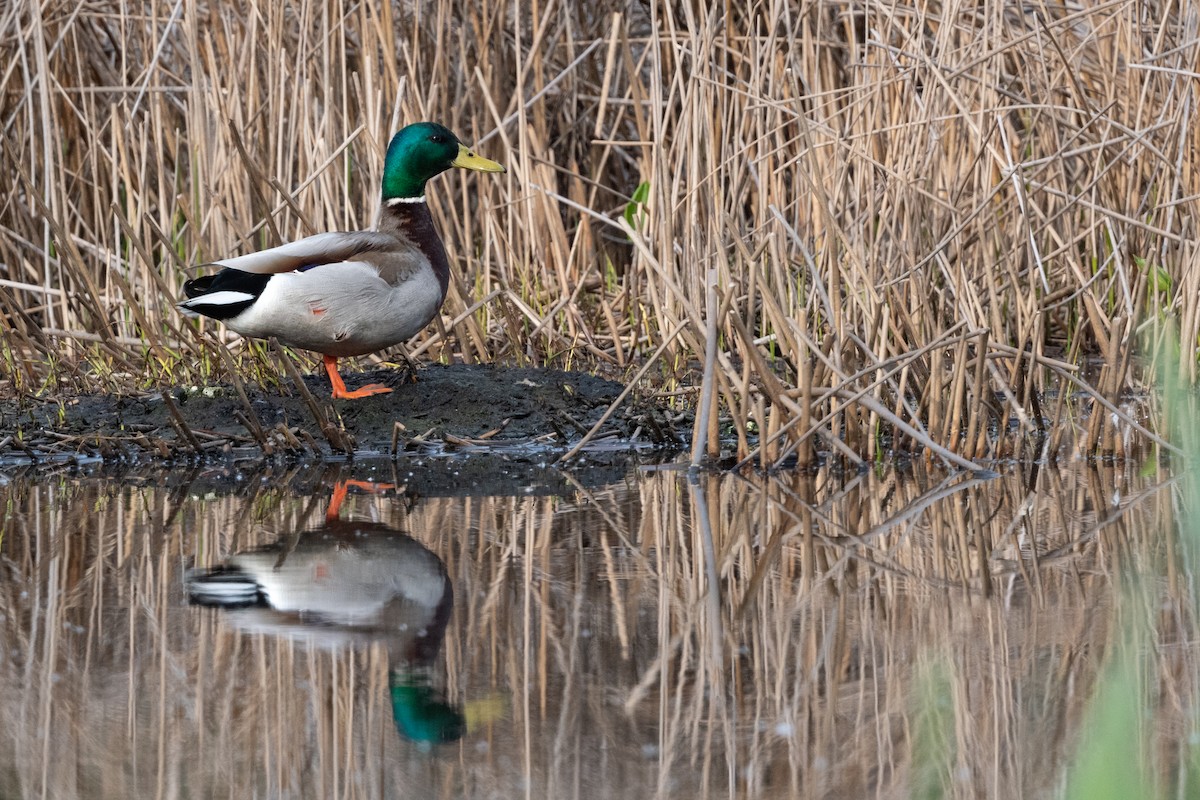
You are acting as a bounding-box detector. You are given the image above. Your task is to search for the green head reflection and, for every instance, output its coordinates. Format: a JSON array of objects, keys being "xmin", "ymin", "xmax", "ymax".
[{"xmin": 391, "ymin": 671, "xmax": 467, "ymax": 746}]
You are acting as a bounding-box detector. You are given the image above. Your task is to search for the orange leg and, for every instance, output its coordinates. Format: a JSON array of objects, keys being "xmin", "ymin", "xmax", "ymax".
[
  {"xmin": 323, "ymin": 354, "xmax": 392, "ymax": 400},
  {"xmin": 326, "ymin": 479, "xmax": 397, "ymax": 523}
]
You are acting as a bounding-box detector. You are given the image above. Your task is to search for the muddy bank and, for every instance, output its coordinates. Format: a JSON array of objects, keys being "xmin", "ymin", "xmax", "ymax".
[{"xmin": 0, "ymin": 364, "xmax": 691, "ymax": 465}]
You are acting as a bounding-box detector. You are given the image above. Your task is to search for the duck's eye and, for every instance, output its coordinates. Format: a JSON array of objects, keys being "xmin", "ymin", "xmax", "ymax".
[{"xmin": 429, "ymin": 134, "xmax": 449, "ymax": 144}]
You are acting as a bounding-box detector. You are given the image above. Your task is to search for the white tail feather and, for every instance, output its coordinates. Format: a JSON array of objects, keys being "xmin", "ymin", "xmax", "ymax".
[{"xmin": 182, "ymin": 290, "xmax": 255, "ymax": 307}]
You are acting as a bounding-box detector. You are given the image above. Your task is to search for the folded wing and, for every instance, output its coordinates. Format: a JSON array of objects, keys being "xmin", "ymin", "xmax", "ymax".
[
  {"xmin": 208, "ymin": 231, "xmax": 399, "ymax": 274},
  {"xmin": 179, "ymin": 231, "xmax": 400, "ymax": 319}
]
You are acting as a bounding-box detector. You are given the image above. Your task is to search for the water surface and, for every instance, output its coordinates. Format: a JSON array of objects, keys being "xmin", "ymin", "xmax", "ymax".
[{"xmin": 0, "ymin": 458, "xmax": 1192, "ymax": 798}]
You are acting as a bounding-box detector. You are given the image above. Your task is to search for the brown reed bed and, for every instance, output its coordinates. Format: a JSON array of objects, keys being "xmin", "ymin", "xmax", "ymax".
[
  {"xmin": 1, "ymin": 1, "xmax": 1196, "ymax": 466},
  {"xmin": 0, "ymin": 461, "xmax": 1192, "ymax": 797}
]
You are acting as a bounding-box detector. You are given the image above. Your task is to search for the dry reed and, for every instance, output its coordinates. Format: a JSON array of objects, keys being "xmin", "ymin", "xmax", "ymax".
[{"xmin": 1, "ymin": 1, "xmax": 1197, "ymax": 464}]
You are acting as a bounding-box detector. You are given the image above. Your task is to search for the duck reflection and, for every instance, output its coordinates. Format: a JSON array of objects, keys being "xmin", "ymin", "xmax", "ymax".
[{"xmin": 186, "ymin": 481, "xmax": 464, "ymax": 745}]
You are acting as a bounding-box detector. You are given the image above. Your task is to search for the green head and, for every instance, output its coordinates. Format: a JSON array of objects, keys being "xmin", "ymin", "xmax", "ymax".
[{"xmin": 382, "ymin": 122, "xmax": 505, "ymax": 200}]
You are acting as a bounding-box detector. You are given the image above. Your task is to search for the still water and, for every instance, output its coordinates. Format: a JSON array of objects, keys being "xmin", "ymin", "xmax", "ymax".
[{"xmin": 0, "ymin": 456, "xmax": 1194, "ymax": 798}]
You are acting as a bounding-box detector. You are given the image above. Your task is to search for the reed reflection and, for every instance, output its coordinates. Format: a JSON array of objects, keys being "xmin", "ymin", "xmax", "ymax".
[
  {"xmin": 1, "ymin": 461, "xmax": 1190, "ymax": 799},
  {"xmin": 186, "ymin": 480, "xmax": 463, "ymax": 746}
]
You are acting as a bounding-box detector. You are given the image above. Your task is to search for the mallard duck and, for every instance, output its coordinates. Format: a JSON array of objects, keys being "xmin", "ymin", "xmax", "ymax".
[{"xmin": 178, "ymin": 122, "xmax": 505, "ymax": 399}]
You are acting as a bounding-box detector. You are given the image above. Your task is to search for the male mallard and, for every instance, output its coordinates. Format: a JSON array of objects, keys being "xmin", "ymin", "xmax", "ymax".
[{"xmin": 178, "ymin": 122, "xmax": 505, "ymax": 399}]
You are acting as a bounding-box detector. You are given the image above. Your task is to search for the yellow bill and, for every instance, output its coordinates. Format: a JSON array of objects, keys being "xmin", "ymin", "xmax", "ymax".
[{"xmin": 452, "ymin": 143, "xmax": 505, "ymax": 173}]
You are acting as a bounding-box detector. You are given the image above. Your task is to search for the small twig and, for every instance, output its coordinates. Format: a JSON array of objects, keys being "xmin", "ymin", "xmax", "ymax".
[
  {"xmin": 477, "ymin": 418, "xmax": 513, "ymax": 440},
  {"xmin": 234, "ymin": 410, "xmax": 273, "ymax": 454},
  {"xmin": 390, "ymin": 421, "xmax": 406, "ymax": 456},
  {"xmin": 275, "ymin": 424, "xmax": 306, "ymax": 453},
  {"xmin": 160, "ymin": 391, "xmax": 203, "ymax": 455}
]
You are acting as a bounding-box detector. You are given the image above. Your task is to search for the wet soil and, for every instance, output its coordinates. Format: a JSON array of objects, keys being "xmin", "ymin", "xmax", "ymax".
[{"xmin": 0, "ymin": 364, "xmax": 691, "ymax": 468}]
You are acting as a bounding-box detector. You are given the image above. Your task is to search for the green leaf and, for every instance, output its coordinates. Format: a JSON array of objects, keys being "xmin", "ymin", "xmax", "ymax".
[{"xmin": 624, "ymin": 181, "xmax": 650, "ymax": 228}]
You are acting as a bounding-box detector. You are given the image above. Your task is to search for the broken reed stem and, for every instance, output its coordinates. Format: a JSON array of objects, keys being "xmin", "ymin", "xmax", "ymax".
[
  {"xmin": 207, "ymin": 334, "xmax": 268, "ymax": 445},
  {"xmin": 946, "ymin": 337, "xmax": 970, "ymax": 452},
  {"xmin": 272, "ymin": 341, "xmax": 352, "ymax": 454},
  {"xmin": 160, "ymin": 390, "xmax": 203, "ymax": 455},
  {"xmin": 692, "ymin": 268, "xmax": 720, "ymax": 468},
  {"xmin": 795, "ymin": 310, "xmax": 813, "ymax": 469},
  {"xmin": 965, "ymin": 330, "xmax": 991, "ymax": 459}
]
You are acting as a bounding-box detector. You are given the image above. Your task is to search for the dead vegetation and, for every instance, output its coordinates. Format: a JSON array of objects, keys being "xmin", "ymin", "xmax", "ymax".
[{"xmin": 1, "ymin": 1, "xmax": 1197, "ymax": 466}]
